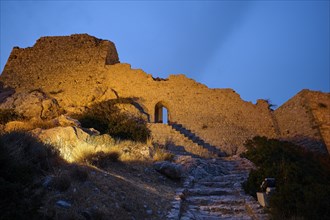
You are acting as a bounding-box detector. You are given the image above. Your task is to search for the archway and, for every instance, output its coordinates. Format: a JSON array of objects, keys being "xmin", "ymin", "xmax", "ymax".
[{"xmin": 155, "ymin": 102, "xmax": 169, "ymax": 124}]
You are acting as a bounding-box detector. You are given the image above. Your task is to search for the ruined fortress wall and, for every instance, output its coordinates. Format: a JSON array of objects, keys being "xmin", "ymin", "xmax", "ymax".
[
  {"xmin": 1, "ymin": 34, "xmax": 327, "ymax": 154},
  {"xmin": 274, "ymin": 90, "xmax": 329, "ymax": 154},
  {"xmin": 304, "ymin": 91, "xmax": 330, "ymax": 153},
  {"xmin": 1, "ymin": 34, "xmax": 119, "ymax": 92},
  {"xmin": 96, "ymin": 64, "xmax": 277, "ymax": 154}
]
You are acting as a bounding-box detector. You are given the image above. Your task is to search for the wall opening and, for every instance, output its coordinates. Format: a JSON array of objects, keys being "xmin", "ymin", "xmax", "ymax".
[{"xmin": 155, "ymin": 102, "xmax": 169, "ymax": 124}]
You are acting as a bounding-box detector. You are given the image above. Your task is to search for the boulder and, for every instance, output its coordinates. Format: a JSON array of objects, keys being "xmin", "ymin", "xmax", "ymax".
[
  {"xmin": 32, "ymin": 126, "xmax": 114, "ymax": 162},
  {"xmin": 0, "ymin": 90, "xmax": 62, "ymax": 120},
  {"xmin": 154, "ymin": 161, "xmax": 183, "ymax": 180}
]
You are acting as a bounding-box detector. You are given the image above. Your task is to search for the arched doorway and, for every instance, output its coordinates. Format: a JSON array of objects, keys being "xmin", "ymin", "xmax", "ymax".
[{"xmin": 155, "ymin": 102, "xmax": 169, "ymax": 124}]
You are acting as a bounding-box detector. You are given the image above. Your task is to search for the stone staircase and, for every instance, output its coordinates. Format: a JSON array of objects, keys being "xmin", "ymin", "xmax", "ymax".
[
  {"xmin": 167, "ymin": 156, "xmax": 268, "ymax": 220},
  {"xmin": 169, "ymin": 122, "xmax": 226, "ymax": 157},
  {"xmin": 149, "ymin": 123, "xmax": 213, "ymax": 157},
  {"xmin": 149, "ymin": 122, "xmax": 268, "ymax": 219}
]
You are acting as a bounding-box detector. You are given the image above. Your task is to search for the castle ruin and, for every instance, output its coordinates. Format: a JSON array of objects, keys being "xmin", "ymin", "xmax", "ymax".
[{"xmin": 1, "ymin": 34, "xmax": 329, "ymax": 155}]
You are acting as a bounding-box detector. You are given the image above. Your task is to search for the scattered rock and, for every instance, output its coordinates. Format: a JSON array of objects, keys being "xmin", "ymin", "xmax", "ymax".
[
  {"xmin": 55, "ymin": 115, "xmax": 81, "ymax": 127},
  {"xmin": 154, "ymin": 161, "xmax": 183, "ymax": 180},
  {"xmin": 56, "ymin": 200, "xmax": 72, "ymax": 208},
  {"xmin": 42, "ymin": 176, "xmax": 53, "ymax": 188}
]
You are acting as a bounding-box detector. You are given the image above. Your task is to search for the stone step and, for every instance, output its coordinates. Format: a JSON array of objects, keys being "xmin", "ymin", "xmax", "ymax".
[
  {"xmin": 210, "ymin": 174, "xmax": 248, "ymax": 182},
  {"xmin": 182, "ymin": 208, "xmax": 253, "ymax": 220},
  {"xmin": 183, "ymin": 132, "xmax": 194, "ymax": 138},
  {"xmin": 199, "ymin": 204, "xmax": 247, "ymax": 214},
  {"xmin": 186, "ymin": 195, "xmax": 245, "ymax": 206},
  {"xmin": 196, "ymin": 139, "xmax": 205, "ymax": 145},
  {"xmin": 180, "ymin": 211, "xmax": 221, "ymax": 220},
  {"xmin": 195, "ymin": 181, "xmax": 234, "ymax": 188},
  {"xmin": 187, "ymin": 187, "xmax": 236, "ymax": 196},
  {"xmin": 169, "ymin": 122, "xmax": 226, "ymax": 157}
]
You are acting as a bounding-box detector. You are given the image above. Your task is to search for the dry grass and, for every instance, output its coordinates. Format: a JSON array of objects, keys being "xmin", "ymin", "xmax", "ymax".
[
  {"xmin": 152, "ymin": 145, "xmax": 174, "ymax": 162},
  {"xmin": 4, "ymin": 119, "xmax": 59, "ymax": 132},
  {"xmin": 31, "ymin": 119, "xmax": 59, "ymax": 129},
  {"xmin": 153, "ymin": 149, "xmax": 174, "ymax": 162},
  {"xmin": 1, "ymin": 131, "xmax": 177, "ymax": 219},
  {"xmin": 43, "ymin": 134, "xmax": 174, "ymax": 166},
  {"xmin": 44, "ymin": 135, "xmax": 118, "ymax": 164}
]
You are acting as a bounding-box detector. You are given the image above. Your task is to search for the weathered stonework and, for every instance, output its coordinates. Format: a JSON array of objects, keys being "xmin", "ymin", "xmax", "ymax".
[
  {"xmin": 275, "ymin": 90, "xmax": 330, "ymax": 154},
  {"xmin": 1, "ymin": 34, "xmax": 329, "ymax": 155}
]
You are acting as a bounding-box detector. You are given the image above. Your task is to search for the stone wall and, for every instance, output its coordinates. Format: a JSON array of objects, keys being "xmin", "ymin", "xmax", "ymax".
[
  {"xmin": 274, "ymin": 90, "xmax": 329, "ymax": 154},
  {"xmin": 0, "ymin": 34, "xmax": 328, "ymax": 155},
  {"xmin": 1, "ymin": 34, "xmax": 119, "ymax": 92}
]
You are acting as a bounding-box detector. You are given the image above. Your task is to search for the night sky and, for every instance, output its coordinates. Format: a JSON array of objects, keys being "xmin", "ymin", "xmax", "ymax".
[{"xmin": 1, "ymin": 1, "xmax": 329, "ymax": 107}]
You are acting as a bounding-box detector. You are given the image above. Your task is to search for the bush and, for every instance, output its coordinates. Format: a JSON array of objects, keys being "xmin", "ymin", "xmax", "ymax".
[
  {"xmin": 84, "ymin": 151, "xmax": 121, "ymax": 168},
  {"xmin": 74, "ymin": 99, "xmax": 150, "ymax": 142},
  {"xmin": 0, "ymin": 108, "xmax": 23, "ymax": 124},
  {"xmin": 0, "ymin": 132, "xmax": 61, "ymax": 219},
  {"xmin": 241, "ymin": 136, "xmax": 330, "ymax": 220}
]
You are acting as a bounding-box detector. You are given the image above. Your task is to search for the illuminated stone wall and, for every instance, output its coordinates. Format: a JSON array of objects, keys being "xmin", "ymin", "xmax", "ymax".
[
  {"xmin": 275, "ymin": 90, "xmax": 330, "ymax": 154},
  {"xmin": 1, "ymin": 34, "xmax": 328, "ymax": 154}
]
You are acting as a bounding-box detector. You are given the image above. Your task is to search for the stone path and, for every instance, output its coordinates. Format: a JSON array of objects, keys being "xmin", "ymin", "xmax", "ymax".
[{"xmin": 167, "ymin": 156, "xmax": 268, "ymax": 220}]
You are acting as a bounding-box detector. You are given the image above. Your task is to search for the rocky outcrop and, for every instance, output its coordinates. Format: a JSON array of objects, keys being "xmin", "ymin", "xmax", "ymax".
[
  {"xmin": 0, "ymin": 90, "xmax": 62, "ymax": 120},
  {"xmin": 32, "ymin": 126, "xmax": 115, "ymax": 162},
  {"xmin": 154, "ymin": 161, "xmax": 183, "ymax": 180},
  {"xmin": 32, "ymin": 126, "xmax": 153, "ymax": 163}
]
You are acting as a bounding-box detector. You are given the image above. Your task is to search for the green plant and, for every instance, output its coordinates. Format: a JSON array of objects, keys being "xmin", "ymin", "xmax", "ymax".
[
  {"xmin": 74, "ymin": 99, "xmax": 150, "ymax": 142},
  {"xmin": 265, "ymin": 99, "xmax": 277, "ymax": 110},
  {"xmin": 241, "ymin": 136, "xmax": 330, "ymax": 220}
]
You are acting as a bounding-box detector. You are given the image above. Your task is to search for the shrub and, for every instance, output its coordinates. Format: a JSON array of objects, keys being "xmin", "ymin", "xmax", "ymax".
[
  {"xmin": 84, "ymin": 151, "xmax": 121, "ymax": 168},
  {"xmin": 0, "ymin": 108, "xmax": 23, "ymax": 124},
  {"xmin": 241, "ymin": 136, "xmax": 330, "ymax": 220},
  {"xmin": 153, "ymin": 148, "xmax": 174, "ymax": 162},
  {"xmin": 0, "ymin": 132, "xmax": 61, "ymax": 219},
  {"xmin": 154, "ymin": 141, "xmax": 174, "ymax": 161},
  {"xmin": 74, "ymin": 99, "xmax": 150, "ymax": 142}
]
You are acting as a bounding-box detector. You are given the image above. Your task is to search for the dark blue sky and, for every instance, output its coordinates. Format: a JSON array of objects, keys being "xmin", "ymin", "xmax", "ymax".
[{"xmin": 1, "ymin": 1, "xmax": 329, "ymax": 107}]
